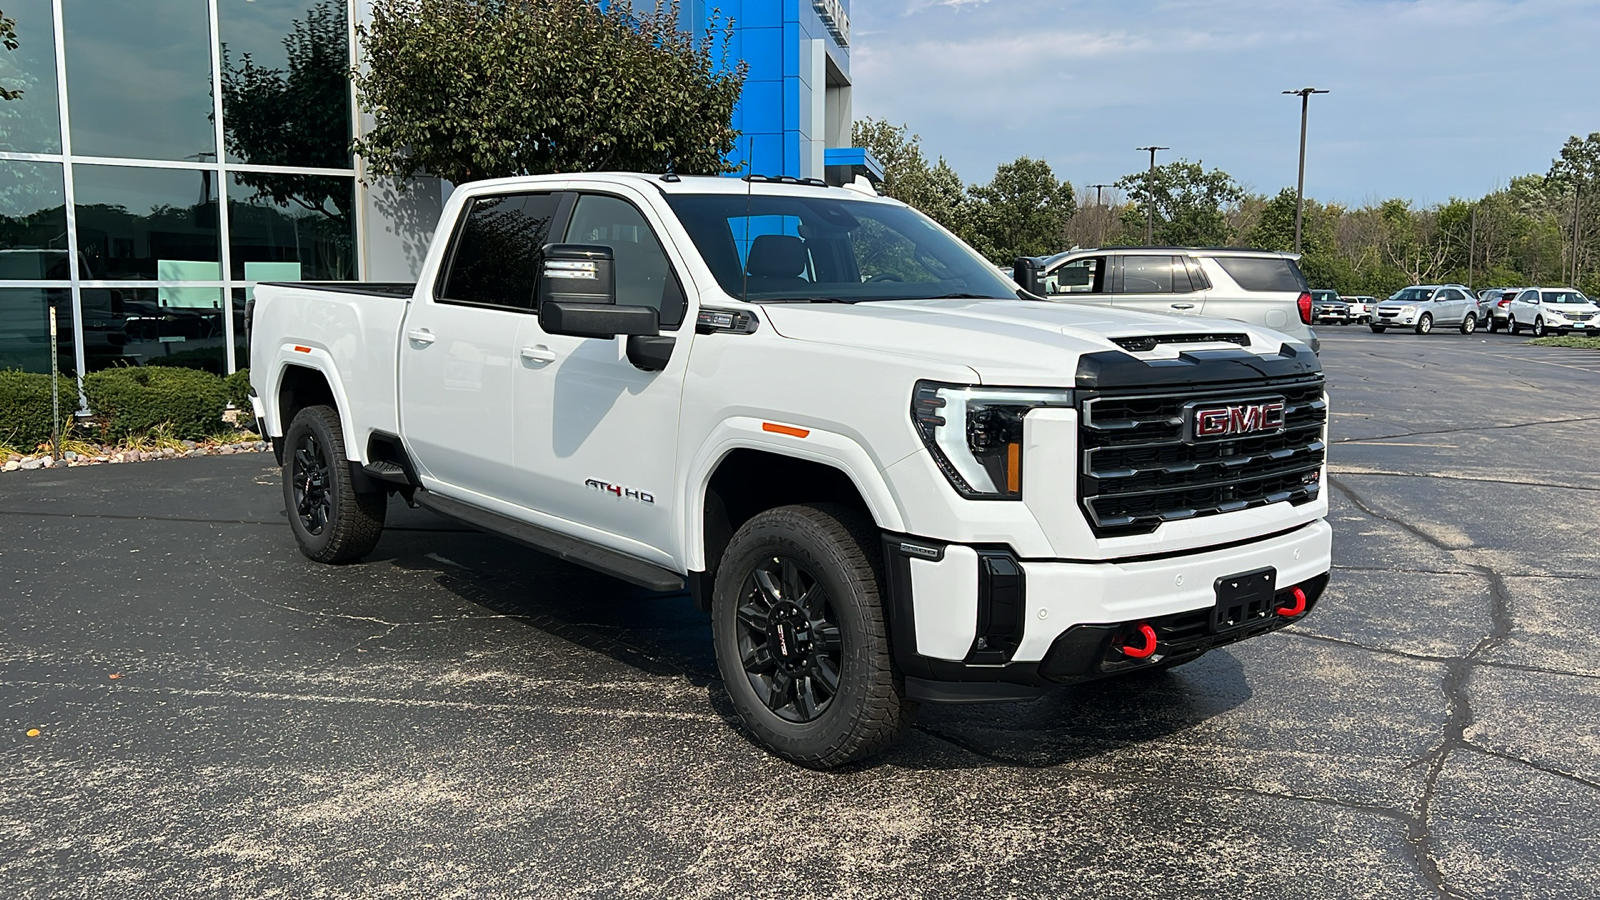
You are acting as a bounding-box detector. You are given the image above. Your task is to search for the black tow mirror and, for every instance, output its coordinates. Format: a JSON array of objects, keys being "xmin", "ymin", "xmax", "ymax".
[
  {"xmin": 1013, "ymin": 257, "xmax": 1044, "ymax": 296},
  {"xmin": 536, "ymin": 243, "xmax": 616, "ymax": 307},
  {"xmin": 540, "ymin": 301, "xmax": 659, "ymax": 339}
]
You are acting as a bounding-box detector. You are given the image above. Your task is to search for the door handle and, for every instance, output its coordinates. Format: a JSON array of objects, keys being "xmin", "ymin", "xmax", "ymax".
[
  {"xmin": 520, "ymin": 345, "xmax": 557, "ymax": 363},
  {"xmin": 1170, "ymin": 303, "xmax": 1196, "ymax": 310},
  {"xmin": 406, "ymin": 329, "xmax": 436, "ymax": 345}
]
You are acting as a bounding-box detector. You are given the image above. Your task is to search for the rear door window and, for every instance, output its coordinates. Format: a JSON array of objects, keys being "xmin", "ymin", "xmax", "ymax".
[
  {"xmin": 1119, "ymin": 255, "xmax": 1176, "ymax": 293},
  {"xmin": 1213, "ymin": 256, "xmax": 1309, "ymax": 292},
  {"xmin": 437, "ymin": 192, "xmax": 564, "ymax": 310}
]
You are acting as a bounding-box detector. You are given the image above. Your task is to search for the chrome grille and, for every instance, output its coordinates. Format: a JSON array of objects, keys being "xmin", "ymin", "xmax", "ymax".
[{"xmin": 1078, "ymin": 376, "xmax": 1327, "ymax": 537}]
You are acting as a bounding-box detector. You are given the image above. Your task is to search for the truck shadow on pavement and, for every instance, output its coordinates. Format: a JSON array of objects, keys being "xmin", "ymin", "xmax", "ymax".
[{"xmin": 366, "ymin": 510, "xmax": 1251, "ymax": 770}]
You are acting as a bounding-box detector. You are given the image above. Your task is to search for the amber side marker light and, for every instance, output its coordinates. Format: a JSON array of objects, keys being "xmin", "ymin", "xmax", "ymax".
[{"xmin": 762, "ymin": 422, "xmax": 810, "ymax": 438}]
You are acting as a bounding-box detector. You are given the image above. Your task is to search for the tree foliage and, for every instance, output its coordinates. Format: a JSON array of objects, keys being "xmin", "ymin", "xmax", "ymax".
[
  {"xmin": 1, "ymin": 7, "xmax": 22, "ymax": 101},
  {"xmin": 964, "ymin": 156, "xmax": 1074, "ymax": 263},
  {"xmin": 850, "ymin": 117, "xmax": 969, "ymax": 236},
  {"xmin": 1114, "ymin": 160, "xmax": 1242, "ymax": 247},
  {"xmin": 221, "ymin": 1, "xmax": 351, "ymax": 222},
  {"xmin": 353, "ymin": 0, "xmax": 745, "ymax": 185}
]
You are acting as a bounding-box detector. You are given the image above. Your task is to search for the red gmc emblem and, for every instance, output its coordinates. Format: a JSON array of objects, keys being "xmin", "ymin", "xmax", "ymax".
[{"xmin": 1187, "ymin": 398, "xmax": 1286, "ymax": 440}]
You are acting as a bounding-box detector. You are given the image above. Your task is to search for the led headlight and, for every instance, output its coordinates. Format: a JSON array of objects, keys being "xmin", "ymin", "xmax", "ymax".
[{"xmin": 912, "ymin": 381, "xmax": 1074, "ymax": 498}]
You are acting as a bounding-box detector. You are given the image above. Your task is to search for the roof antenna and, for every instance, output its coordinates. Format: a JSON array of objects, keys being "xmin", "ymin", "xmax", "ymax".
[{"xmin": 741, "ymin": 135, "xmax": 752, "ymax": 303}]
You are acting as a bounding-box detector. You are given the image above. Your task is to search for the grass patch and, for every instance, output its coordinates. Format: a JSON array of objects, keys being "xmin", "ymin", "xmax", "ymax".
[{"xmin": 1527, "ymin": 336, "xmax": 1600, "ymax": 349}]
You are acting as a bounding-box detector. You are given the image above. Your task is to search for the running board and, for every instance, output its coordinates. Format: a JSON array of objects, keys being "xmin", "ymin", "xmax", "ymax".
[{"xmin": 414, "ymin": 491, "xmax": 685, "ymax": 593}]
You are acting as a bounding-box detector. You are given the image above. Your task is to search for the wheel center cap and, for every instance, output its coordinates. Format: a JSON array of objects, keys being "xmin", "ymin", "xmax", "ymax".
[{"xmin": 770, "ymin": 602, "xmax": 811, "ymax": 668}]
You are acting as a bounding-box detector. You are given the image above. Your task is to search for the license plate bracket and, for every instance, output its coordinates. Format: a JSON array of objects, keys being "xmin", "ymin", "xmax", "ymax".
[{"xmin": 1212, "ymin": 567, "xmax": 1277, "ymax": 633}]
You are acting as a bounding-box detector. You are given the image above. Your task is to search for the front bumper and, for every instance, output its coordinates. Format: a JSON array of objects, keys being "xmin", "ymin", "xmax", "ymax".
[{"xmin": 884, "ymin": 519, "xmax": 1332, "ymax": 698}]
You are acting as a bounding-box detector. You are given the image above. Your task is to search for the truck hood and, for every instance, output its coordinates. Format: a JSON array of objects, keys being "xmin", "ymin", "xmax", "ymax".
[{"xmin": 759, "ymin": 298, "xmax": 1301, "ymax": 386}]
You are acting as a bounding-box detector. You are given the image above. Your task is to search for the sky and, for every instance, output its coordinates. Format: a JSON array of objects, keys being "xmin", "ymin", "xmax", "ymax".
[{"xmin": 850, "ymin": 0, "xmax": 1600, "ymax": 208}]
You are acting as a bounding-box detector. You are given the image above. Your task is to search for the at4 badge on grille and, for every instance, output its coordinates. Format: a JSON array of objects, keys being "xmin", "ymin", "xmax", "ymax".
[{"xmin": 1184, "ymin": 396, "xmax": 1287, "ymax": 441}]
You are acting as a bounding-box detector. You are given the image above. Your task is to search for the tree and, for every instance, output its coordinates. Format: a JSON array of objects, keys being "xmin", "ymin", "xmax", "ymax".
[
  {"xmin": 850, "ymin": 117, "xmax": 969, "ymax": 236},
  {"xmin": 221, "ymin": 1, "xmax": 351, "ymax": 223},
  {"xmin": 2, "ymin": 7, "xmax": 22, "ymax": 101},
  {"xmin": 964, "ymin": 156, "xmax": 1074, "ymax": 263},
  {"xmin": 1113, "ymin": 160, "xmax": 1242, "ymax": 246},
  {"xmin": 1548, "ymin": 133, "xmax": 1600, "ymax": 286},
  {"xmin": 353, "ymin": 0, "xmax": 745, "ymax": 186}
]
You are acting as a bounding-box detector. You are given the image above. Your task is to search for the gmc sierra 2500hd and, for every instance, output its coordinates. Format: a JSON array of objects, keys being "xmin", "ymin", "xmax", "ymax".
[{"xmin": 250, "ymin": 173, "xmax": 1331, "ymax": 768}]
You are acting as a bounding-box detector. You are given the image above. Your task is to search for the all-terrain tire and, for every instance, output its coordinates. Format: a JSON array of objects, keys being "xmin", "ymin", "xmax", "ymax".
[
  {"xmin": 283, "ymin": 405, "xmax": 386, "ymax": 563},
  {"xmin": 712, "ymin": 503, "xmax": 914, "ymax": 768}
]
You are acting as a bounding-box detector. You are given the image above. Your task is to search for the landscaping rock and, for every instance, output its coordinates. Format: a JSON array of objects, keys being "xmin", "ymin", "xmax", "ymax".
[
  {"xmin": 40, "ymin": 456, "xmax": 54, "ymax": 468},
  {"xmin": 20, "ymin": 459, "xmax": 41, "ymax": 470},
  {"xmin": 3, "ymin": 461, "xmax": 18, "ymax": 472}
]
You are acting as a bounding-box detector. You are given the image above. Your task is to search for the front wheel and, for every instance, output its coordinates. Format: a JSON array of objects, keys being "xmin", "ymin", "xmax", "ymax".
[
  {"xmin": 1460, "ymin": 313, "xmax": 1477, "ymax": 335},
  {"xmin": 1415, "ymin": 313, "xmax": 1433, "ymax": 335},
  {"xmin": 712, "ymin": 503, "xmax": 913, "ymax": 768},
  {"xmin": 1532, "ymin": 317, "xmax": 1546, "ymax": 337},
  {"xmin": 1370, "ymin": 325, "xmax": 1386, "ymax": 334},
  {"xmin": 1509, "ymin": 316, "xmax": 1520, "ymax": 334},
  {"xmin": 282, "ymin": 405, "xmax": 387, "ymax": 563}
]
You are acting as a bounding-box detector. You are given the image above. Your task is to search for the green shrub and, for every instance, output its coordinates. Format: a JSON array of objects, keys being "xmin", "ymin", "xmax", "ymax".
[
  {"xmin": 223, "ymin": 368, "xmax": 253, "ymax": 411},
  {"xmin": 83, "ymin": 366, "xmax": 228, "ymax": 441},
  {"xmin": 0, "ymin": 369, "xmax": 79, "ymax": 452}
]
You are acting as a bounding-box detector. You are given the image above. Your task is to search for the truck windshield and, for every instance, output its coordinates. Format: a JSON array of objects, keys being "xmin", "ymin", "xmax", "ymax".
[{"xmin": 663, "ymin": 193, "xmax": 1019, "ymax": 303}]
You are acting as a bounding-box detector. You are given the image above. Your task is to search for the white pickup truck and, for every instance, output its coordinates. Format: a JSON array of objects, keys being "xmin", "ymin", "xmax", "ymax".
[{"xmin": 250, "ymin": 172, "xmax": 1331, "ymax": 767}]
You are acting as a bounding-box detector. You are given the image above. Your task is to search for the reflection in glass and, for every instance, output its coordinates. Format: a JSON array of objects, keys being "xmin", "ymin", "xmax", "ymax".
[
  {"xmin": 0, "ymin": 160, "xmax": 70, "ymax": 279},
  {"xmin": 73, "ymin": 164, "xmax": 220, "ymax": 281},
  {"xmin": 0, "ymin": 0, "xmax": 61, "ymax": 153},
  {"xmin": 79, "ymin": 286, "xmax": 225, "ymax": 374},
  {"xmin": 62, "ymin": 0, "xmax": 214, "ymax": 161},
  {"xmin": 228, "ymin": 172, "xmax": 354, "ymax": 280},
  {"xmin": 219, "ymin": 0, "xmax": 352, "ymax": 168},
  {"xmin": 0, "ymin": 287, "xmax": 74, "ymax": 375},
  {"xmin": 232, "ymin": 287, "xmax": 247, "ymax": 371}
]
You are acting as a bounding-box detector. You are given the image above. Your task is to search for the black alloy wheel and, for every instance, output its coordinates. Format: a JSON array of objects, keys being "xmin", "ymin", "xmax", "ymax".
[
  {"xmin": 281, "ymin": 405, "xmax": 387, "ymax": 563},
  {"xmin": 711, "ymin": 503, "xmax": 913, "ymax": 768},
  {"xmin": 735, "ymin": 554, "xmax": 843, "ymax": 722},
  {"xmin": 292, "ymin": 431, "xmax": 333, "ymax": 536}
]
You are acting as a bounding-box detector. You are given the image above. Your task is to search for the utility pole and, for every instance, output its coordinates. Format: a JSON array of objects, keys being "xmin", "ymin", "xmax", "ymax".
[
  {"xmin": 1091, "ymin": 183, "xmax": 1111, "ymax": 247},
  {"xmin": 1468, "ymin": 205, "xmax": 1477, "ymax": 291},
  {"xmin": 1134, "ymin": 147, "xmax": 1168, "ymax": 244},
  {"xmin": 1572, "ymin": 183, "xmax": 1583, "ymax": 288},
  {"xmin": 1282, "ymin": 87, "xmax": 1328, "ymax": 254}
]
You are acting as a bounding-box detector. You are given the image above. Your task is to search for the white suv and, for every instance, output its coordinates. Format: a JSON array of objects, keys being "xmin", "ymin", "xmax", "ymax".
[
  {"xmin": 1016, "ymin": 248, "xmax": 1319, "ymax": 352},
  {"xmin": 1505, "ymin": 287, "xmax": 1600, "ymax": 336}
]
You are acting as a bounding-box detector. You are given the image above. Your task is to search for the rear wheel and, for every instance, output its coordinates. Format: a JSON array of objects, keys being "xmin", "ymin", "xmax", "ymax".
[
  {"xmin": 1415, "ymin": 313, "xmax": 1433, "ymax": 335},
  {"xmin": 1460, "ymin": 313, "xmax": 1477, "ymax": 335},
  {"xmin": 283, "ymin": 405, "xmax": 386, "ymax": 563},
  {"xmin": 1533, "ymin": 317, "xmax": 1546, "ymax": 337},
  {"xmin": 712, "ymin": 503, "xmax": 913, "ymax": 768},
  {"xmin": 1486, "ymin": 315, "xmax": 1498, "ymax": 333}
]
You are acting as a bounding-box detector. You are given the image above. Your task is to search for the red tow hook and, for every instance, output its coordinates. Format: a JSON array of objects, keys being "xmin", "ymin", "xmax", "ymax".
[
  {"xmin": 1120, "ymin": 623, "xmax": 1159, "ymax": 659},
  {"xmin": 1276, "ymin": 586, "xmax": 1308, "ymax": 617}
]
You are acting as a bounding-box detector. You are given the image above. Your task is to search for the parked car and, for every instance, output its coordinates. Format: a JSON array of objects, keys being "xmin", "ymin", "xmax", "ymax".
[
  {"xmin": 1505, "ymin": 287, "xmax": 1600, "ymax": 336},
  {"xmin": 1340, "ymin": 295, "xmax": 1378, "ymax": 324},
  {"xmin": 1475, "ymin": 288, "xmax": 1522, "ymax": 333},
  {"xmin": 249, "ymin": 172, "xmax": 1332, "ymax": 768},
  {"xmin": 1017, "ymin": 247, "xmax": 1320, "ymax": 352},
  {"xmin": 1370, "ymin": 284, "xmax": 1479, "ymax": 334},
  {"xmin": 1310, "ymin": 290, "xmax": 1349, "ymax": 325}
]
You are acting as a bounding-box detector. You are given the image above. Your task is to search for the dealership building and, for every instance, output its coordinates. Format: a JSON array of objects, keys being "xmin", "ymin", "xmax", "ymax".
[{"xmin": 0, "ymin": 0, "xmax": 874, "ymax": 381}]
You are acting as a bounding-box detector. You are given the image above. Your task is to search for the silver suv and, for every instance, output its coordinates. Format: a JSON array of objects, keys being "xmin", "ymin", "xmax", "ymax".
[
  {"xmin": 1371, "ymin": 285, "xmax": 1479, "ymax": 334},
  {"xmin": 1016, "ymin": 247, "xmax": 1319, "ymax": 351}
]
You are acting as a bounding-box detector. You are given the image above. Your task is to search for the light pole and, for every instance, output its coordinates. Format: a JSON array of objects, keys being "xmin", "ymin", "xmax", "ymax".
[
  {"xmin": 1134, "ymin": 147, "xmax": 1168, "ymax": 244},
  {"xmin": 1282, "ymin": 88, "xmax": 1328, "ymax": 254},
  {"xmin": 1091, "ymin": 183, "xmax": 1111, "ymax": 247}
]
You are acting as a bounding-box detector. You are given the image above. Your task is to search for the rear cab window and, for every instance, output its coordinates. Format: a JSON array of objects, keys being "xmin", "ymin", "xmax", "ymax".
[{"xmin": 1212, "ymin": 256, "xmax": 1309, "ymax": 293}]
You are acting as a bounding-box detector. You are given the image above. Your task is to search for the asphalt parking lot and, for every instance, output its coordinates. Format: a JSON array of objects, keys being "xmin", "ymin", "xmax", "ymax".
[{"xmin": 4, "ymin": 328, "xmax": 1599, "ymax": 899}]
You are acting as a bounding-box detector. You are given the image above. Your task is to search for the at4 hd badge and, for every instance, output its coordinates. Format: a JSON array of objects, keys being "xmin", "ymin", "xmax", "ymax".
[{"xmin": 585, "ymin": 479, "xmax": 655, "ymax": 504}]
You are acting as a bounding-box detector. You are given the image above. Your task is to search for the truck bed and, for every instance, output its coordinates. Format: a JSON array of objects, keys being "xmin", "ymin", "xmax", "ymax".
[{"xmin": 259, "ymin": 282, "xmax": 417, "ymax": 300}]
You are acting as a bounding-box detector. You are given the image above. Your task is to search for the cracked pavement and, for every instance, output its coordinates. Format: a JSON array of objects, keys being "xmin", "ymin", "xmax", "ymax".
[{"xmin": 3, "ymin": 329, "xmax": 1599, "ymax": 898}]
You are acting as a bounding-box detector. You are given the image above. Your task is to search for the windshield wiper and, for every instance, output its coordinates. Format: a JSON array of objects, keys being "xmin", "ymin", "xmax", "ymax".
[{"xmin": 753, "ymin": 297, "xmax": 856, "ymax": 304}]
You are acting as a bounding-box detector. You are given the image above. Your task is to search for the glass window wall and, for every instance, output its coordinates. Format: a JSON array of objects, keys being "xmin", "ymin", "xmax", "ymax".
[
  {"xmin": 81, "ymin": 286, "xmax": 226, "ymax": 374},
  {"xmin": 0, "ymin": 0, "xmax": 62, "ymax": 153},
  {"xmin": 62, "ymin": 0, "xmax": 216, "ymax": 161},
  {"xmin": 219, "ymin": 0, "xmax": 351, "ymax": 168},
  {"xmin": 73, "ymin": 164, "xmax": 221, "ymax": 282},
  {"xmin": 0, "ymin": 160, "xmax": 70, "ymax": 279},
  {"xmin": 0, "ymin": 287, "xmax": 74, "ymax": 375},
  {"xmin": 228, "ymin": 172, "xmax": 354, "ymax": 280}
]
